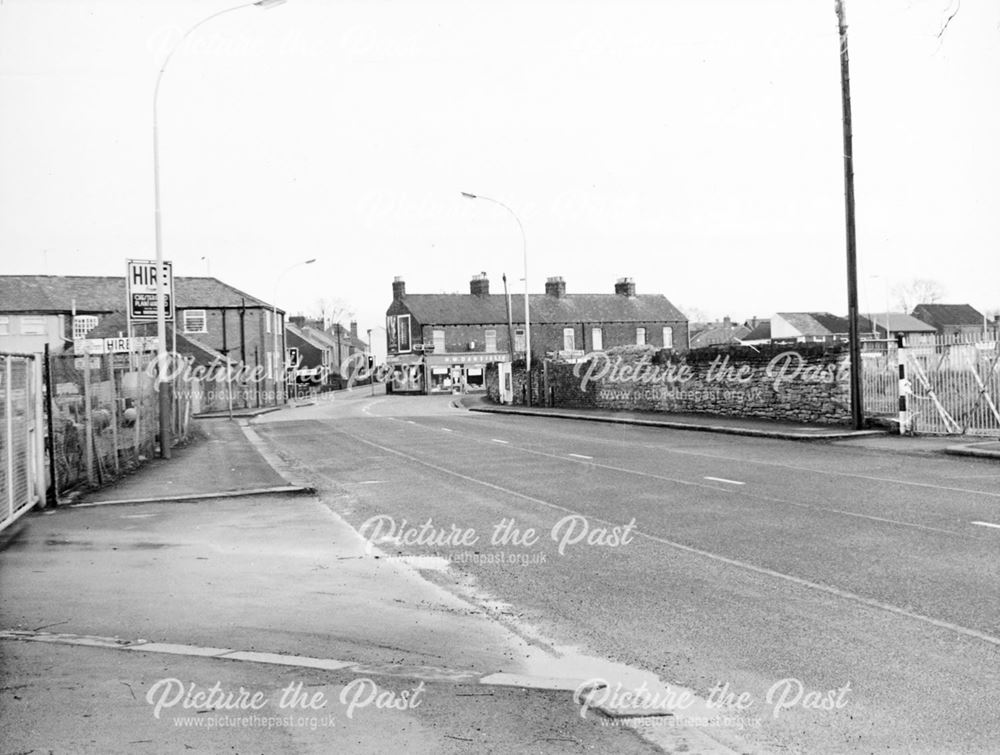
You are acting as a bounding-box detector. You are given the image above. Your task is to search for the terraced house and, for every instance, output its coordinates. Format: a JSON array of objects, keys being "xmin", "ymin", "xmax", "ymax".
[{"xmin": 384, "ymin": 273, "xmax": 688, "ymax": 394}]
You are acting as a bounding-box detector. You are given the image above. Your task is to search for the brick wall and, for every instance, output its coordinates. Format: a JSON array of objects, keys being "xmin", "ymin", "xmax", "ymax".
[{"xmin": 488, "ymin": 343, "xmax": 852, "ymax": 425}]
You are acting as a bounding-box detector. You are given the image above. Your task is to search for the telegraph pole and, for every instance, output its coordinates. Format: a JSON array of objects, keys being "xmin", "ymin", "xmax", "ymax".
[{"xmin": 836, "ymin": 0, "xmax": 865, "ymax": 430}]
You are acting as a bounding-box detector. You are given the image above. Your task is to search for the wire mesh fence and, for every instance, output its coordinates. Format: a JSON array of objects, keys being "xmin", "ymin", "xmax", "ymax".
[
  {"xmin": 1, "ymin": 353, "xmax": 44, "ymax": 532},
  {"xmin": 47, "ymin": 351, "xmax": 193, "ymax": 494}
]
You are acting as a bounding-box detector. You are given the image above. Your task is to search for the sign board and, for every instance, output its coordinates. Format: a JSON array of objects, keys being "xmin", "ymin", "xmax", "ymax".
[
  {"xmin": 74, "ymin": 337, "xmax": 159, "ymax": 354},
  {"xmin": 286, "ymin": 347, "xmax": 299, "ymax": 366},
  {"xmin": 127, "ymin": 259, "xmax": 174, "ymax": 322}
]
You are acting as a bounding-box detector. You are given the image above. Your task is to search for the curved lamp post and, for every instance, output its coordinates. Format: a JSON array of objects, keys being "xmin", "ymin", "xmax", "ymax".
[
  {"xmin": 461, "ymin": 192, "xmax": 531, "ymax": 405},
  {"xmin": 273, "ymin": 258, "xmax": 315, "ymax": 404},
  {"xmin": 152, "ymin": 0, "xmax": 286, "ymax": 456}
]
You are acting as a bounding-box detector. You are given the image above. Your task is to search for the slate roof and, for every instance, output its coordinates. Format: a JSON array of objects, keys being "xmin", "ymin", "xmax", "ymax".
[
  {"xmin": 776, "ymin": 312, "xmax": 850, "ymax": 337},
  {"xmin": 0, "ymin": 275, "xmax": 278, "ymax": 313},
  {"xmin": 396, "ymin": 293, "xmax": 687, "ymax": 326},
  {"xmin": 910, "ymin": 303, "xmax": 984, "ymax": 328},
  {"xmin": 689, "ymin": 323, "xmax": 751, "ymax": 348},
  {"xmin": 859, "ymin": 313, "xmax": 937, "ymax": 334},
  {"xmin": 742, "ymin": 320, "xmax": 771, "ymax": 341}
]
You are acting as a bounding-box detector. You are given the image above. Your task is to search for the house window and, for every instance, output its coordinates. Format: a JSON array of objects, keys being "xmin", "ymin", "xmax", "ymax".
[
  {"xmin": 635, "ymin": 327, "xmax": 646, "ymax": 345},
  {"xmin": 662, "ymin": 326, "xmax": 674, "ymax": 349},
  {"xmin": 397, "ymin": 315, "xmax": 412, "ymax": 352},
  {"xmin": 183, "ymin": 310, "xmax": 208, "ymax": 334},
  {"xmin": 0, "ymin": 316, "xmax": 8, "ymax": 336},
  {"xmin": 21, "ymin": 316, "xmax": 47, "ymax": 335},
  {"xmin": 72, "ymin": 316, "xmax": 98, "ymax": 339},
  {"xmin": 484, "ymin": 329, "xmax": 497, "ymax": 352},
  {"xmin": 563, "ymin": 328, "xmax": 575, "ymax": 351},
  {"xmin": 265, "ymin": 310, "xmax": 272, "ymax": 334},
  {"xmin": 433, "ymin": 329, "xmax": 446, "ymax": 353},
  {"xmin": 266, "ymin": 351, "xmax": 274, "ymax": 380},
  {"xmin": 591, "ymin": 327, "xmax": 603, "ymax": 351},
  {"xmin": 514, "ymin": 328, "xmax": 526, "ymax": 352}
]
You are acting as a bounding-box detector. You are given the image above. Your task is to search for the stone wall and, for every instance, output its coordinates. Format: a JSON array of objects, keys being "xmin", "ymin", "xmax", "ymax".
[{"xmin": 488, "ymin": 343, "xmax": 852, "ymax": 425}]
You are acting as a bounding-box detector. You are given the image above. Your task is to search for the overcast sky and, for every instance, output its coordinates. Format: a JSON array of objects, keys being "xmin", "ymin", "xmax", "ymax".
[{"xmin": 1, "ymin": 0, "xmax": 998, "ymax": 338}]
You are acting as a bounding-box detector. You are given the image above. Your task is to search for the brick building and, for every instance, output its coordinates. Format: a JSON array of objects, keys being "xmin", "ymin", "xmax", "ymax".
[
  {"xmin": 0, "ymin": 275, "xmax": 287, "ymax": 408},
  {"xmin": 385, "ymin": 273, "xmax": 688, "ymax": 394}
]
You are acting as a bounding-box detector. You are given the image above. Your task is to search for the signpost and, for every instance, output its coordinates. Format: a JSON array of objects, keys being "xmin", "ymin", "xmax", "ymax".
[{"xmin": 126, "ymin": 259, "xmax": 174, "ymax": 322}]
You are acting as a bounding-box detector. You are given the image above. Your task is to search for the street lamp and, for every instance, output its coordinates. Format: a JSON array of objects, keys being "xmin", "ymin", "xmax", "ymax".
[
  {"xmin": 152, "ymin": 0, "xmax": 286, "ymax": 457},
  {"xmin": 461, "ymin": 192, "xmax": 531, "ymax": 405},
  {"xmin": 273, "ymin": 258, "xmax": 315, "ymax": 404}
]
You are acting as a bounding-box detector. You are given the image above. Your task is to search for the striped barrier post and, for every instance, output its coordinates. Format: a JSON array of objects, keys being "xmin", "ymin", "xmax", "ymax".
[{"xmin": 897, "ymin": 333, "xmax": 911, "ymax": 435}]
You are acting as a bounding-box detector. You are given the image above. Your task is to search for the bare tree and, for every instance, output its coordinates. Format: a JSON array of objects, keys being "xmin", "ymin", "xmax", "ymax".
[
  {"xmin": 312, "ymin": 298, "xmax": 355, "ymax": 330},
  {"xmin": 892, "ymin": 278, "xmax": 946, "ymax": 312}
]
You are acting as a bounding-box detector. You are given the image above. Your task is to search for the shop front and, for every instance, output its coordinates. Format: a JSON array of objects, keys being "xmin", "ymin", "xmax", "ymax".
[{"xmin": 424, "ymin": 352, "xmax": 507, "ymax": 394}]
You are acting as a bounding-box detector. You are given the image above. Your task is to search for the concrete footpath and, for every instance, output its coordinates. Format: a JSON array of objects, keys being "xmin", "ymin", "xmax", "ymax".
[
  {"xmin": 464, "ymin": 397, "xmax": 1000, "ymax": 460},
  {"xmin": 0, "ymin": 416, "xmax": 738, "ymax": 754}
]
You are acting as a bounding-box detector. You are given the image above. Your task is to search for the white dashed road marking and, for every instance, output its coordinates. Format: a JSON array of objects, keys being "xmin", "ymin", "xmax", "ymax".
[
  {"xmin": 492, "ymin": 439, "xmax": 509, "ymax": 444},
  {"xmin": 972, "ymin": 521, "xmax": 1000, "ymax": 530},
  {"xmin": 704, "ymin": 476, "xmax": 745, "ymax": 486},
  {"xmin": 568, "ymin": 453, "xmax": 593, "ymax": 460}
]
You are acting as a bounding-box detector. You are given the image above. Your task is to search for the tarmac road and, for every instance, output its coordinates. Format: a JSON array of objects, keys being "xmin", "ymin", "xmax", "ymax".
[{"xmin": 254, "ymin": 389, "xmax": 1000, "ymax": 753}]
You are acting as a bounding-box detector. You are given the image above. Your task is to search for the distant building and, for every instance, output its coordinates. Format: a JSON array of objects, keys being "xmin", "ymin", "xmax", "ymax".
[
  {"xmin": 0, "ymin": 274, "xmax": 286, "ymax": 408},
  {"xmin": 858, "ymin": 312, "xmax": 937, "ymax": 343},
  {"xmin": 385, "ymin": 273, "xmax": 688, "ymax": 394},
  {"xmin": 910, "ymin": 303, "xmax": 988, "ymax": 339},
  {"xmin": 770, "ymin": 312, "xmax": 853, "ymax": 344},
  {"xmin": 689, "ymin": 316, "xmax": 751, "ymax": 349}
]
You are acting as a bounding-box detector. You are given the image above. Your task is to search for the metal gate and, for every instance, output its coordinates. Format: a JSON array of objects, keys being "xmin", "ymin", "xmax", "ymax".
[
  {"xmin": 902, "ymin": 336, "xmax": 1000, "ymax": 436},
  {"xmin": 0, "ymin": 353, "xmax": 45, "ymax": 533}
]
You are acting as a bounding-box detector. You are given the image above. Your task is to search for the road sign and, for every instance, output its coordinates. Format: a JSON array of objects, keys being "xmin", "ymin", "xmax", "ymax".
[
  {"xmin": 127, "ymin": 259, "xmax": 174, "ymax": 322},
  {"xmin": 74, "ymin": 337, "xmax": 159, "ymax": 354}
]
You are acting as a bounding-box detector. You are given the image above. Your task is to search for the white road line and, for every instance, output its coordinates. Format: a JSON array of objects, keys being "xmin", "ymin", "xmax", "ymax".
[
  {"xmin": 972, "ymin": 521, "xmax": 1000, "ymax": 530},
  {"xmin": 357, "ymin": 480, "xmax": 385, "ymax": 485},
  {"xmin": 405, "ymin": 420, "xmax": 416, "ymax": 424},
  {"xmin": 331, "ymin": 429, "xmax": 1000, "ymax": 651},
  {"xmin": 704, "ymin": 476, "xmax": 745, "ymax": 486},
  {"xmin": 441, "ymin": 428, "xmax": 453, "ymax": 432},
  {"xmin": 568, "ymin": 453, "xmax": 593, "ymax": 460},
  {"xmin": 472, "ymin": 413, "xmax": 1000, "ymax": 500},
  {"xmin": 491, "ymin": 439, "xmax": 509, "ymax": 444}
]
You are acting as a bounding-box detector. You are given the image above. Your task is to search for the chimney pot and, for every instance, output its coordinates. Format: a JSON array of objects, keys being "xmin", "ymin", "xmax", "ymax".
[
  {"xmin": 470, "ymin": 273, "xmax": 490, "ymax": 296},
  {"xmin": 614, "ymin": 277, "xmax": 636, "ymax": 297}
]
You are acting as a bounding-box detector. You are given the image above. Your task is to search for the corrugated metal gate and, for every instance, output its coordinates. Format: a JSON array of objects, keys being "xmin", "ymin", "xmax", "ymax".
[{"xmin": 0, "ymin": 353, "xmax": 45, "ymax": 533}]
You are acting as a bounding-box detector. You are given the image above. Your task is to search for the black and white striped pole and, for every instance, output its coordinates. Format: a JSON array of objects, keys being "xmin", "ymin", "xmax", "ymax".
[{"xmin": 896, "ymin": 332, "xmax": 911, "ymax": 435}]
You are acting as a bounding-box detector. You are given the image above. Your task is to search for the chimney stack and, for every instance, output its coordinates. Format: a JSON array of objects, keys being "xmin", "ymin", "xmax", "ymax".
[
  {"xmin": 545, "ymin": 276, "xmax": 566, "ymax": 298},
  {"xmin": 614, "ymin": 277, "xmax": 636, "ymax": 297},
  {"xmin": 350, "ymin": 321, "xmax": 358, "ymax": 341},
  {"xmin": 723, "ymin": 316, "xmax": 731, "ymax": 328},
  {"xmin": 470, "ymin": 272, "xmax": 490, "ymax": 296},
  {"xmin": 392, "ymin": 276, "xmax": 406, "ymax": 299}
]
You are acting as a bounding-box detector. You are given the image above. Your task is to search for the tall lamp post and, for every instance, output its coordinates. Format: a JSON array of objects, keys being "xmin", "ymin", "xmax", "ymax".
[
  {"xmin": 152, "ymin": 0, "xmax": 286, "ymax": 457},
  {"xmin": 461, "ymin": 192, "xmax": 531, "ymax": 405},
  {"xmin": 273, "ymin": 258, "xmax": 315, "ymax": 404}
]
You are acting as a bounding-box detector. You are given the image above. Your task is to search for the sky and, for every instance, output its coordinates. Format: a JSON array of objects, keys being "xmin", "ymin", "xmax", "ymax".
[{"xmin": 1, "ymin": 0, "xmax": 998, "ymax": 346}]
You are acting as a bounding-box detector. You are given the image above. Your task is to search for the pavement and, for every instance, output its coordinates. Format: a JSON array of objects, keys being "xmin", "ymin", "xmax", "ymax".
[
  {"xmin": 0, "ymin": 411, "xmax": 735, "ymax": 754},
  {"xmin": 461, "ymin": 395, "xmax": 1000, "ymax": 460}
]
